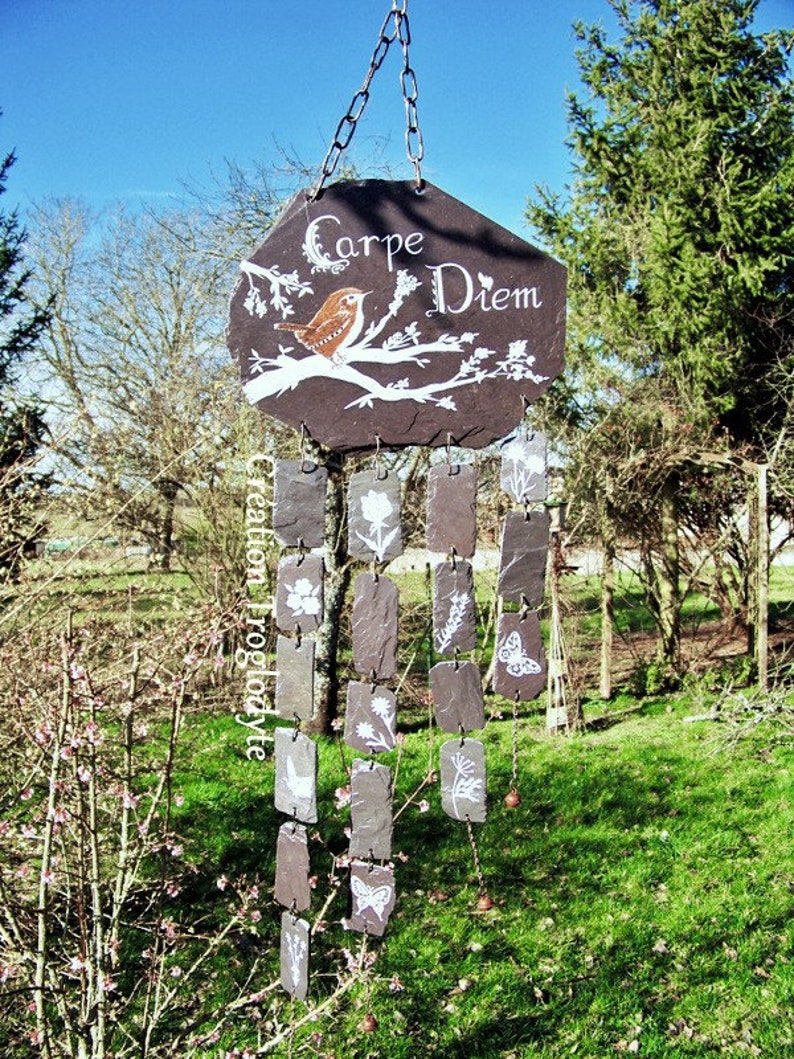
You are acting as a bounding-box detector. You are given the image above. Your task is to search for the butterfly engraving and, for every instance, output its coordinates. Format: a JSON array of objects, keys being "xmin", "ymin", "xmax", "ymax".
[
  {"xmin": 351, "ymin": 874, "xmax": 392, "ymax": 922},
  {"xmin": 497, "ymin": 630, "xmax": 542, "ymax": 678}
]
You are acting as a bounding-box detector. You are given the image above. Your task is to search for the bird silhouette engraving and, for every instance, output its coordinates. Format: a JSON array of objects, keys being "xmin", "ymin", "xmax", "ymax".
[{"xmin": 274, "ymin": 288, "xmax": 369, "ymax": 365}]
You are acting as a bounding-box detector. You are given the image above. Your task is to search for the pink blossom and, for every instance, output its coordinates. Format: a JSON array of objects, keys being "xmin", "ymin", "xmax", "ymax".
[
  {"xmin": 174, "ymin": 794, "xmax": 184, "ymax": 807},
  {"xmin": 389, "ymin": 974, "xmax": 405, "ymax": 993},
  {"xmin": 41, "ymin": 870, "xmax": 55, "ymax": 885},
  {"xmin": 216, "ymin": 875, "xmax": 229, "ymax": 891},
  {"xmin": 334, "ymin": 785, "xmax": 351, "ymax": 809},
  {"xmin": 169, "ymin": 844, "xmax": 183, "ymax": 858},
  {"xmin": 122, "ymin": 791, "xmax": 139, "ymax": 810},
  {"xmin": 101, "ymin": 976, "xmax": 117, "ymax": 992},
  {"xmin": 77, "ymin": 765, "xmax": 92, "ymax": 784},
  {"xmin": 20, "ymin": 788, "xmax": 32, "ymax": 801},
  {"xmin": 34, "ymin": 722, "xmax": 53, "ymax": 744},
  {"xmin": 21, "ymin": 824, "xmax": 37, "ymax": 839},
  {"xmin": 84, "ymin": 721, "xmax": 103, "ymax": 745},
  {"xmin": 418, "ymin": 799, "xmax": 430, "ymax": 813},
  {"xmin": 68, "ymin": 956, "xmax": 87, "ymax": 974},
  {"xmin": 169, "ymin": 965, "xmax": 183, "ymax": 978}
]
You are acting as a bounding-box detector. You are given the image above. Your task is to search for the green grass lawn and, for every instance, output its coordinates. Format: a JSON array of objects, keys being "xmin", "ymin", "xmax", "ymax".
[{"xmin": 169, "ymin": 690, "xmax": 793, "ymax": 1058}]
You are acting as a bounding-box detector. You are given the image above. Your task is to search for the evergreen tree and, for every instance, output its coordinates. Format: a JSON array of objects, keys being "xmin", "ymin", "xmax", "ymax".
[
  {"xmin": 0, "ymin": 139, "xmax": 49, "ymax": 579},
  {"xmin": 527, "ymin": 0, "xmax": 794, "ymax": 668}
]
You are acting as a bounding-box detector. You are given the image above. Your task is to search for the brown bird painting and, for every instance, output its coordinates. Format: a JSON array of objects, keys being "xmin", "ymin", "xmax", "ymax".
[{"xmin": 274, "ymin": 287, "xmax": 369, "ymax": 364}]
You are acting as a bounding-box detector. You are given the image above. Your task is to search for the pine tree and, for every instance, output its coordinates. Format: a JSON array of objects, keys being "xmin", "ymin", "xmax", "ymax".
[
  {"xmin": 527, "ymin": 0, "xmax": 794, "ymax": 667},
  {"xmin": 0, "ymin": 140, "xmax": 49, "ymax": 579}
]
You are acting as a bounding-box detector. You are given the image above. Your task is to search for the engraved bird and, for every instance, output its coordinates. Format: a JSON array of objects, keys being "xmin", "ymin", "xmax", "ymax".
[{"xmin": 274, "ymin": 287, "xmax": 369, "ymax": 364}]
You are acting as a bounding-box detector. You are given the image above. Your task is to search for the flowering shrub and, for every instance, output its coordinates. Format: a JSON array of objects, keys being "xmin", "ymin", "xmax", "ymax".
[{"xmin": 0, "ymin": 609, "xmax": 272, "ymax": 1058}]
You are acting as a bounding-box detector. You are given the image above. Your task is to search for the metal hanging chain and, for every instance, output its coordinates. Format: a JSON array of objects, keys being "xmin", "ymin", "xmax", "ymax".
[{"xmin": 310, "ymin": 0, "xmax": 424, "ymax": 199}]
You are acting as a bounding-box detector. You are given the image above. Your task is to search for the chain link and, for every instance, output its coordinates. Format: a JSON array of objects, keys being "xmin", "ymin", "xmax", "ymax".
[
  {"xmin": 310, "ymin": 0, "xmax": 424, "ymax": 199},
  {"xmin": 464, "ymin": 817, "xmax": 487, "ymax": 897}
]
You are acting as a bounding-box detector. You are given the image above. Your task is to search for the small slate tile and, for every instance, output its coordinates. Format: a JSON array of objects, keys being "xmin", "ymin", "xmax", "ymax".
[
  {"xmin": 440, "ymin": 738, "xmax": 486, "ymax": 823},
  {"xmin": 493, "ymin": 611, "xmax": 547, "ymax": 702},
  {"xmin": 349, "ymin": 759, "xmax": 392, "ymax": 861},
  {"xmin": 347, "ymin": 470, "xmax": 403, "ymax": 563},
  {"xmin": 426, "ymin": 464, "xmax": 477, "ymax": 557},
  {"xmin": 275, "ymin": 635, "xmax": 315, "ymax": 722},
  {"xmin": 347, "ymin": 862, "xmax": 396, "ymax": 937},
  {"xmin": 429, "ymin": 660, "xmax": 485, "ymax": 734},
  {"xmin": 275, "ymin": 554, "xmax": 323, "ymax": 633},
  {"xmin": 274, "ymin": 728, "xmax": 318, "ymax": 823},
  {"xmin": 345, "ymin": 682, "xmax": 397, "ymax": 753},
  {"xmin": 500, "ymin": 433, "xmax": 547, "ymax": 503},
  {"xmin": 275, "ymin": 822, "xmax": 311, "ymax": 912},
  {"xmin": 351, "ymin": 573, "xmax": 398, "ymax": 680},
  {"xmin": 497, "ymin": 509, "xmax": 550, "ymax": 606},
  {"xmin": 273, "ymin": 460, "xmax": 327, "ymax": 548},
  {"xmin": 433, "ymin": 560, "xmax": 476, "ymax": 656},
  {"xmin": 280, "ymin": 911, "xmax": 310, "ymax": 1000}
]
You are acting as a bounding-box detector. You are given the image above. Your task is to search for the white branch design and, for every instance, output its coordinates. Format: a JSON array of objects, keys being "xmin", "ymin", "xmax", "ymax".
[
  {"xmin": 436, "ymin": 591, "xmax": 471, "ymax": 653},
  {"xmin": 242, "ymin": 268, "xmax": 548, "ymax": 412},
  {"xmin": 239, "ymin": 260, "xmax": 313, "ymax": 320}
]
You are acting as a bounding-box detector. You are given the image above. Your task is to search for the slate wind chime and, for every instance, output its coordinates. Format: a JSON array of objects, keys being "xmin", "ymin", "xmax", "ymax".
[
  {"xmin": 225, "ymin": 0, "xmax": 566, "ymax": 1003},
  {"xmin": 426, "ymin": 455, "xmax": 490, "ymax": 903},
  {"xmin": 343, "ymin": 451, "xmax": 402, "ymax": 938},
  {"xmin": 494, "ymin": 430, "xmax": 551, "ymax": 802},
  {"xmin": 271, "ymin": 455, "xmax": 329, "ymax": 1001}
]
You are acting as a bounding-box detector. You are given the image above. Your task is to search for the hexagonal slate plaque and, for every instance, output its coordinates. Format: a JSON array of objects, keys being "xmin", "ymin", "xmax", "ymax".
[{"xmin": 228, "ymin": 179, "xmax": 566, "ymax": 452}]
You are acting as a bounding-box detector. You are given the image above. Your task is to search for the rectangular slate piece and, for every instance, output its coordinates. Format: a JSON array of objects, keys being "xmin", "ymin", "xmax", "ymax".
[
  {"xmin": 347, "ymin": 862, "xmax": 396, "ymax": 937},
  {"xmin": 273, "ymin": 460, "xmax": 327, "ymax": 548},
  {"xmin": 351, "ymin": 573, "xmax": 398, "ymax": 680},
  {"xmin": 440, "ymin": 738, "xmax": 486, "ymax": 823},
  {"xmin": 497, "ymin": 509, "xmax": 550, "ymax": 607},
  {"xmin": 493, "ymin": 611, "xmax": 547, "ymax": 702},
  {"xmin": 275, "ymin": 635, "xmax": 315, "ymax": 722},
  {"xmin": 426, "ymin": 464, "xmax": 477, "ymax": 557},
  {"xmin": 275, "ymin": 553, "xmax": 323, "ymax": 634},
  {"xmin": 345, "ymin": 682, "xmax": 397, "ymax": 753},
  {"xmin": 347, "ymin": 469, "xmax": 403, "ymax": 563},
  {"xmin": 274, "ymin": 728, "xmax": 318, "ymax": 823},
  {"xmin": 280, "ymin": 911, "xmax": 310, "ymax": 1000},
  {"xmin": 430, "ymin": 660, "xmax": 485, "ymax": 734},
  {"xmin": 433, "ymin": 560, "xmax": 476, "ymax": 656},
  {"xmin": 275, "ymin": 822, "xmax": 312, "ymax": 912},
  {"xmin": 349, "ymin": 758, "xmax": 392, "ymax": 861},
  {"xmin": 500, "ymin": 432, "xmax": 547, "ymax": 503}
]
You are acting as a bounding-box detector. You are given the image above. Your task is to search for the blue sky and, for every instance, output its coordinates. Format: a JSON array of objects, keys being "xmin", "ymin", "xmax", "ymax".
[{"xmin": 2, "ymin": 0, "xmax": 792, "ymax": 237}]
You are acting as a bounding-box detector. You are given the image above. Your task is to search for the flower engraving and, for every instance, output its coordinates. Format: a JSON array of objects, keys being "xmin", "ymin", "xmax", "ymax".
[
  {"xmin": 355, "ymin": 489, "xmax": 400, "ymax": 561},
  {"xmin": 285, "ymin": 577, "xmax": 321, "ymax": 618},
  {"xmin": 448, "ymin": 751, "xmax": 483, "ymax": 819},
  {"xmin": 500, "ymin": 436, "xmax": 546, "ymax": 503}
]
